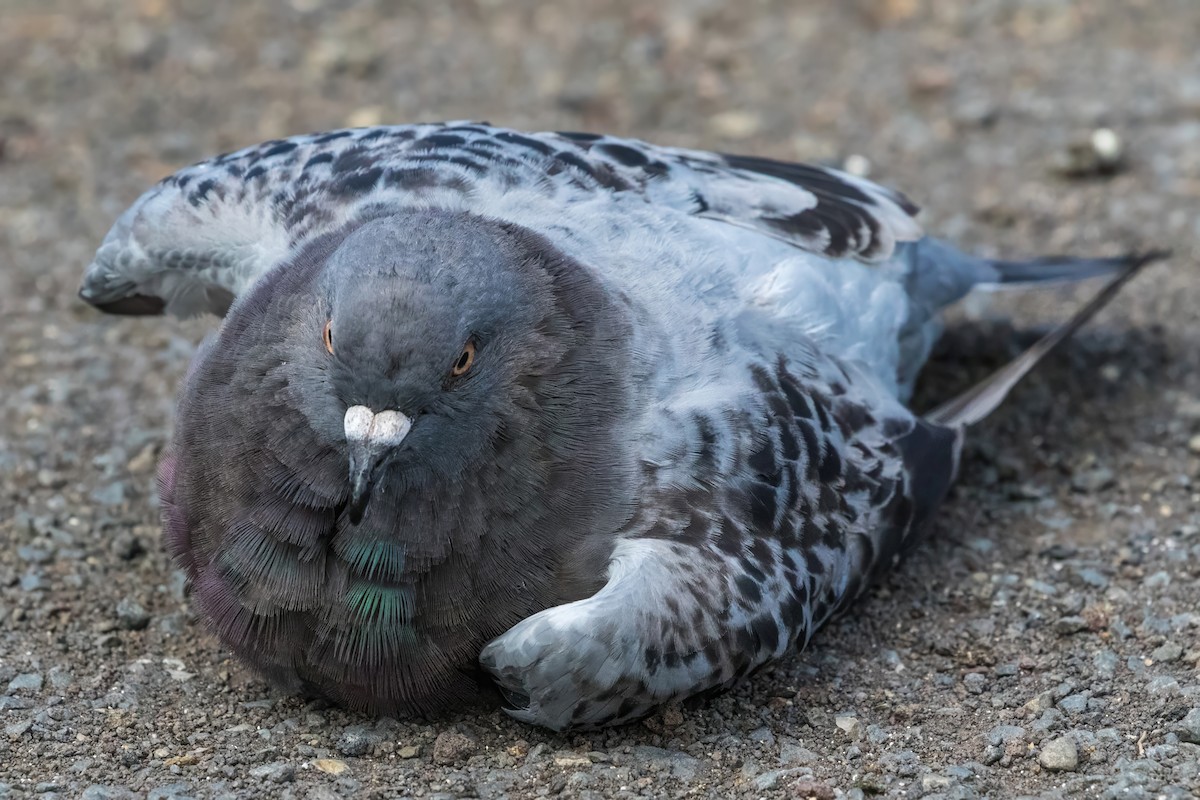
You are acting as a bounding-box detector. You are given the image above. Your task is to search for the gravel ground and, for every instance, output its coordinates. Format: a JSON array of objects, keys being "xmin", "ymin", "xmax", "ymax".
[{"xmin": 3, "ymin": 1, "xmax": 1200, "ymax": 798}]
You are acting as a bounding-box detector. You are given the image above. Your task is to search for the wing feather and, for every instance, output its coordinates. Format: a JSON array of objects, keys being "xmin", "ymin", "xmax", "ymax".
[{"xmin": 80, "ymin": 122, "xmax": 924, "ymax": 317}]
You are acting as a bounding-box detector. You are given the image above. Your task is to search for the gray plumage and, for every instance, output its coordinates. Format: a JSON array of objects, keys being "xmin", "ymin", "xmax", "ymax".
[{"xmin": 80, "ymin": 122, "xmax": 1159, "ymax": 729}]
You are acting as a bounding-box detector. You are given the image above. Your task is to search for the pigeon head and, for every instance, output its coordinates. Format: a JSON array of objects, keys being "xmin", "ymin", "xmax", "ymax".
[{"xmin": 279, "ymin": 211, "xmax": 573, "ymax": 521}]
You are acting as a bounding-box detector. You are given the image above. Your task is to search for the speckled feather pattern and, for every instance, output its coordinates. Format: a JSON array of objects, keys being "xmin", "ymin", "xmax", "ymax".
[
  {"xmin": 481, "ymin": 348, "xmax": 958, "ymax": 727},
  {"xmin": 80, "ymin": 123, "xmax": 921, "ymax": 314},
  {"xmin": 83, "ymin": 122, "xmax": 1128, "ymax": 730}
]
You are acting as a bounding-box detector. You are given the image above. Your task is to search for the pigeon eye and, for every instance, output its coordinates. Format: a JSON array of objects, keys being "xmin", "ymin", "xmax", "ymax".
[
  {"xmin": 450, "ymin": 339, "xmax": 476, "ymax": 378},
  {"xmin": 323, "ymin": 320, "xmax": 334, "ymax": 355}
]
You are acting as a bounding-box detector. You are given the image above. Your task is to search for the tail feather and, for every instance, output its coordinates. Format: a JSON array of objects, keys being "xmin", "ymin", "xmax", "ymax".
[
  {"xmin": 926, "ymin": 250, "xmax": 1168, "ymax": 428},
  {"xmin": 980, "ymin": 251, "xmax": 1168, "ymax": 288}
]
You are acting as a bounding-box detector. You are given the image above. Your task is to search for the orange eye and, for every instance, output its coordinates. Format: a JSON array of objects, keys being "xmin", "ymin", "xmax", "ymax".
[
  {"xmin": 450, "ymin": 339, "xmax": 476, "ymax": 377},
  {"xmin": 323, "ymin": 320, "xmax": 334, "ymax": 354}
]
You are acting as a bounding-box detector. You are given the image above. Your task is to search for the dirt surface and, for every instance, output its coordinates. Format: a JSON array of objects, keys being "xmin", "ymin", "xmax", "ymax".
[{"xmin": 2, "ymin": 1, "xmax": 1200, "ymax": 798}]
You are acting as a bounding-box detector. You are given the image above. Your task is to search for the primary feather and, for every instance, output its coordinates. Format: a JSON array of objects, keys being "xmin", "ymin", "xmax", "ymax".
[{"xmin": 83, "ymin": 122, "xmax": 1156, "ymax": 729}]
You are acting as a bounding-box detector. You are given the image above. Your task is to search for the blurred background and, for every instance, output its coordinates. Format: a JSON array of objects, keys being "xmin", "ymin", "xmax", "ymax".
[
  {"xmin": 3, "ymin": 1, "xmax": 1197, "ymax": 262},
  {"xmin": 2, "ymin": 1, "xmax": 1199, "ymax": 797}
]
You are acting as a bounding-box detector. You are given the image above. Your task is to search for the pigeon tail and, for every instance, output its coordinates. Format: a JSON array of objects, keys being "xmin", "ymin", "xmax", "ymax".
[
  {"xmin": 925, "ymin": 250, "xmax": 1167, "ymax": 428},
  {"xmin": 978, "ymin": 249, "xmax": 1171, "ymax": 288}
]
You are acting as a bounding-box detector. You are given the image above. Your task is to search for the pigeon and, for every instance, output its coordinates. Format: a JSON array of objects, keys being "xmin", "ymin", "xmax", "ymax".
[{"xmin": 79, "ymin": 122, "xmax": 1162, "ymax": 730}]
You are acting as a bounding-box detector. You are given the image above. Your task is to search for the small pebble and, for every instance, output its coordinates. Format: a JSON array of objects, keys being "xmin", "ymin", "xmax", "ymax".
[
  {"xmin": 967, "ymin": 537, "xmax": 995, "ymax": 556},
  {"xmin": 660, "ymin": 705, "xmax": 684, "ymax": 728},
  {"xmin": 115, "ymin": 598, "xmax": 151, "ymax": 631},
  {"xmin": 752, "ymin": 769, "xmax": 795, "ymax": 791},
  {"xmin": 1074, "ymin": 568, "xmax": 1110, "ymax": 589},
  {"xmin": 111, "ymin": 534, "xmax": 146, "ymax": 561},
  {"xmin": 1041, "ymin": 543, "xmax": 1078, "ymax": 560},
  {"xmin": 47, "ymin": 666, "xmax": 73, "ymax": 691},
  {"xmin": 1039, "ymin": 736, "xmax": 1078, "ymax": 771},
  {"xmin": 921, "ymin": 774, "xmax": 953, "ymax": 791},
  {"xmin": 157, "ymin": 612, "xmax": 187, "ymax": 636},
  {"xmin": 1025, "ymin": 692, "xmax": 1055, "ymax": 714},
  {"xmin": 707, "ymin": 110, "xmax": 761, "ymax": 140},
  {"xmin": 779, "ymin": 741, "xmax": 818, "ymax": 766},
  {"xmin": 1027, "ymin": 579, "xmax": 1058, "ymax": 596},
  {"xmin": 1059, "ymin": 692, "xmax": 1091, "ymax": 713},
  {"xmin": 312, "ymin": 758, "xmax": 348, "ymax": 775},
  {"xmin": 1152, "ymin": 642, "xmax": 1184, "ymax": 663},
  {"xmin": 865, "ymin": 724, "xmax": 889, "ymax": 745},
  {"xmin": 1054, "ymin": 616, "xmax": 1089, "ymax": 636},
  {"xmin": 90, "ymin": 481, "xmax": 126, "ymax": 507},
  {"xmin": 1071, "ymin": 467, "xmax": 1115, "ymax": 493},
  {"xmin": 748, "ymin": 725, "xmax": 775, "ymax": 745},
  {"xmin": 909, "ymin": 64, "xmax": 954, "ymax": 95},
  {"xmin": 987, "ymin": 725, "xmax": 1026, "ymax": 746},
  {"xmin": 5, "ymin": 719, "xmax": 32, "ymax": 738},
  {"xmin": 842, "ymin": 154, "xmax": 871, "ymax": 177},
  {"xmin": 1143, "ymin": 571, "xmax": 1171, "ymax": 590},
  {"xmin": 146, "ymin": 783, "xmax": 194, "ymax": 800},
  {"xmin": 335, "ymin": 726, "xmax": 377, "ymax": 757},
  {"xmin": 6, "ymin": 673, "xmax": 43, "ymax": 694},
  {"xmin": 80, "ymin": 786, "xmax": 138, "ymax": 800},
  {"xmin": 1174, "ymin": 708, "xmax": 1200, "ymax": 744},
  {"xmin": 1146, "ymin": 676, "xmax": 1180, "ymax": 696},
  {"xmin": 1051, "ymin": 128, "xmax": 1124, "ymax": 178},
  {"xmin": 946, "ymin": 764, "xmax": 976, "ymax": 781},
  {"xmin": 17, "ymin": 545, "xmax": 53, "ymax": 564},
  {"xmin": 791, "ymin": 780, "xmax": 836, "ymax": 800},
  {"xmin": 432, "ymin": 730, "xmax": 477, "ymax": 765},
  {"xmin": 628, "ymin": 746, "xmax": 700, "ymax": 780},
  {"xmin": 834, "ymin": 715, "xmax": 863, "ymax": 740},
  {"xmin": 1093, "ymin": 649, "xmax": 1119, "ymax": 678},
  {"xmin": 1009, "ymin": 482, "xmax": 1046, "ymax": 500},
  {"xmin": 247, "ymin": 762, "xmax": 295, "ymax": 783},
  {"xmin": 552, "ymin": 752, "xmax": 591, "ymax": 768},
  {"xmin": 126, "ymin": 443, "xmax": 157, "ymax": 474},
  {"xmin": 963, "ymin": 672, "xmax": 987, "ymax": 694}
]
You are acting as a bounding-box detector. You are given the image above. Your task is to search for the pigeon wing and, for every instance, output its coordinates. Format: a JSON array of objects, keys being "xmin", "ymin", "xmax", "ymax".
[{"xmin": 80, "ymin": 123, "xmax": 923, "ymax": 317}]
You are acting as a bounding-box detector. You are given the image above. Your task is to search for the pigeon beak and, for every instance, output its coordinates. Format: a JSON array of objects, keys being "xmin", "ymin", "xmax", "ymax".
[{"xmin": 344, "ymin": 405, "xmax": 412, "ymax": 523}]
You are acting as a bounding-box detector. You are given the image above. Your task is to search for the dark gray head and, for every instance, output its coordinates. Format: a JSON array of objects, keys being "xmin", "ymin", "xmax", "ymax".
[{"xmin": 283, "ymin": 213, "xmax": 556, "ymax": 519}]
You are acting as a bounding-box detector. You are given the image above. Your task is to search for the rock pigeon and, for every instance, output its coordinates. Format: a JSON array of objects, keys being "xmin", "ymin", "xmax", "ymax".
[{"xmin": 79, "ymin": 122, "xmax": 1161, "ymax": 730}]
